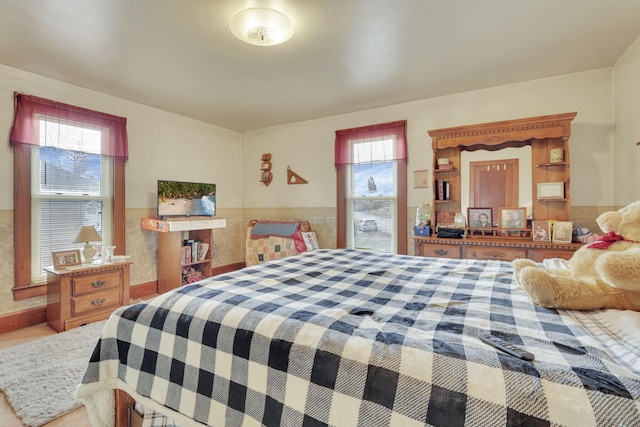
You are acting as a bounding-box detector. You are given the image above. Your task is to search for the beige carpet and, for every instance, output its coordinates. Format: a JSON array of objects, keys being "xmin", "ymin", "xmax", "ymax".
[{"xmin": 0, "ymin": 321, "xmax": 106, "ymax": 427}]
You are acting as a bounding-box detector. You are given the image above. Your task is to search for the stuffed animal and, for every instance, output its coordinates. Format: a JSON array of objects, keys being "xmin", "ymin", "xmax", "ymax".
[{"xmin": 512, "ymin": 200, "xmax": 640, "ymax": 311}]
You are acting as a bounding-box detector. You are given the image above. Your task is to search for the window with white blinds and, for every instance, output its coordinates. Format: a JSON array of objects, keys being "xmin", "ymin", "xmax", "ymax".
[{"xmin": 30, "ymin": 117, "xmax": 112, "ymax": 283}]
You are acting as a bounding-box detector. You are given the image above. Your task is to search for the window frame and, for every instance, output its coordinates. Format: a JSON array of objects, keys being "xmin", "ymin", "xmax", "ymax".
[
  {"xmin": 13, "ymin": 151, "xmax": 125, "ymax": 300},
  {"xmin": 335, "ymin": 121, "xmax": 407, "ymax": 254},
  {"xmin": 337, "ymin": 163, "xmax": 407, "ymax": 253},
  {"xmin": 11, "ymin": 94, "xmax": 127, "ymax": 301}
]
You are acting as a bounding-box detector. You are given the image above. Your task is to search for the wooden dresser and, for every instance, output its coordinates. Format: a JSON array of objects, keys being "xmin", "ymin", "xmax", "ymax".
[
  {"xmin": 45, "ymin": 262, "xmax": 131, "ymax": 332},
  {"xmin": 414, "ymin": 236, "xmax": 582, "ymax": 262}
]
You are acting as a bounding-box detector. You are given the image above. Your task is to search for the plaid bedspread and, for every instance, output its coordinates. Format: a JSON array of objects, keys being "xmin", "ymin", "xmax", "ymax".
[{"xmin": 77, "ymin": 249, "xmax": 640, "ymax": 427}]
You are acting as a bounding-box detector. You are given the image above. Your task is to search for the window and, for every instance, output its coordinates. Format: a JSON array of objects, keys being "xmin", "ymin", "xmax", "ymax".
[
  {"xmin": 10, "ymin": 93, "xmax": 128, "ymax": 299},
  {"xmin": 335, "ymin": 121, "xmax": 407, "ymax": 254}
]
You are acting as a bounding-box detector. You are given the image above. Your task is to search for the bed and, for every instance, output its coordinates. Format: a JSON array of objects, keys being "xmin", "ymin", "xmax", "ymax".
[{"xmin": 76, "ymin": 249, "xmax": 640, "ymax": 426}]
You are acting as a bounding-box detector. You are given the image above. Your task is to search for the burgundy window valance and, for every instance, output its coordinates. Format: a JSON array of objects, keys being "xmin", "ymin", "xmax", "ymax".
[
  {"xmin": 9, "ymin": 93, "xmax": 129, "ymax": 160},
  {"xmin": 334, "ymin": 120, "xmax": 407, "ymax": 167}
]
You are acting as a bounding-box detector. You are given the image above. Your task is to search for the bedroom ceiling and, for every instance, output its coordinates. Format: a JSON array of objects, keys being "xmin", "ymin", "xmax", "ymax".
[{"xmin": 1, "ymin": 0, "xmax": 640, "ymax": 132}]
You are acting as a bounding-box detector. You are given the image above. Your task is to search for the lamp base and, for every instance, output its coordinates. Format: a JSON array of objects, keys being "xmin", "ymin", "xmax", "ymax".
[{"xmin": 81, "ymin": 242, "xmax": 97, "ymax": 264}]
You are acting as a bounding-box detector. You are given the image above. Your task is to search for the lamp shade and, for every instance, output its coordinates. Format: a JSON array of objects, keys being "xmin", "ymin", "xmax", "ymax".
[
  {"xmin": 72, "ymin": 226, "xmax": 102, "ymax": 243},
  {"xmin": 230, "ymin": 8, "xmax": 294, "ymax": 46}
]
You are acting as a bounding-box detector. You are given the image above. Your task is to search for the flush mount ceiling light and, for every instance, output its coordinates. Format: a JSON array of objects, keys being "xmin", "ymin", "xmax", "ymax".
[{"xmin": 229, "ymin": 8, "xmax": 294, "ymax": 46}]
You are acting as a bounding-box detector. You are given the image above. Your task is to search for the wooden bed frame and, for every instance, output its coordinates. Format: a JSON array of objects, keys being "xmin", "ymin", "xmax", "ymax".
[{"xmin": 115, "ymin": 389, "xmax": 135, "ymax": 427}]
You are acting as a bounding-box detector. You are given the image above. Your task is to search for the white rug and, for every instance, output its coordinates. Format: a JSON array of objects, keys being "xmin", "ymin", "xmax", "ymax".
[{"xmin": 0, "ymin": 320, "xmax": 106, "ymax": 427}]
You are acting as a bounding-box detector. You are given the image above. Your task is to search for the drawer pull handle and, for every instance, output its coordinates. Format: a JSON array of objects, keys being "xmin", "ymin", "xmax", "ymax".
[
  {"xmin": 434, "ymin": 249, "xmax": 448, "ymax": 256},
  {"xmin": 486, "ymin": 251, "xmax": 506, "ymax": 258},
  {"xmin": 92, "ymin": 280, "xmax": 106, "ymax": 288},
  {"xmin": 91, "ymin": 298, "xmax": 106, "ymax": 306}
]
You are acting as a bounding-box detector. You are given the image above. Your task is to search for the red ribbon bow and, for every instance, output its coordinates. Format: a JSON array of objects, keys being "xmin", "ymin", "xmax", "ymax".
[{"xmin": 586, "ymin": 231, "xmax": 625, "ymax": 249}]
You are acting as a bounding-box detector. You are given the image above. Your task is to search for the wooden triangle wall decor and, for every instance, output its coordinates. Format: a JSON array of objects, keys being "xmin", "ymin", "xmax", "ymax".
[{"xmin": 287, "ymin": 167, "xmax": 308, "ymax": 184}]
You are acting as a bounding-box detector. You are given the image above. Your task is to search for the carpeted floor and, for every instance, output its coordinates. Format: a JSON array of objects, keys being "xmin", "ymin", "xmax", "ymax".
[{"xmin": 0, "ymin": 321, "xmax": 105, "ymax": 427}]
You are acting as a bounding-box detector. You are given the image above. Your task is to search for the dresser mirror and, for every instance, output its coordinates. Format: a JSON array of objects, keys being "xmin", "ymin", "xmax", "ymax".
[{"xmin": 460, "ymin": 146, "xmax": 532, "ymax": 225}]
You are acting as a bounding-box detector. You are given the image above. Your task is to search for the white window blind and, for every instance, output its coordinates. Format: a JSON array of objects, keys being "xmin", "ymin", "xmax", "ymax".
[{"xmin": 31, "ymin": 117, "xmax": 112, "ymax": 283}]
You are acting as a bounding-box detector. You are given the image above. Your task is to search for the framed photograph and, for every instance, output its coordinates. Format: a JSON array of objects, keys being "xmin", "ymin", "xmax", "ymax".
[
  {"xmin": 413, "ymin": 170, "xmax": 428, "ymax": 188},
  {"xmin": 552, "ymin": 221, "xmax": 573, "ymax": 243},
  {"xmin": 52, "ymin": 249, "xmax": 82, "ymax": 269},
  {"xmin": 537, "ymin": 182, "xmax": 565, "ymax": 200},
  {"xmin": 467, "ymin": 207, "xmax": 492, "ymax": 229},
  {"xmin": 532, "ymin": 221, "xmax": 551, "ymax": 241},
  {"xmin": 498, "ymin": 207, "xmax": 526, "ymax": 229}
]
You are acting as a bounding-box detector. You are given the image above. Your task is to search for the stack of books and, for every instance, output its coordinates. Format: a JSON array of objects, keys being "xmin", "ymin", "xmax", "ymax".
[
  {"xmin": 436, "ymin": 179, "xmax": 451, "ymax": 200},
  {"xmin": 181, "ymin": 239, "xmax": 210, "ymax": 265}
]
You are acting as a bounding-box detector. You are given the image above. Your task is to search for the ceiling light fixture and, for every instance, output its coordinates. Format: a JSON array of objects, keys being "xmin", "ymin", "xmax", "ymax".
[{"xmin": 229, "ymin": 8, "xmax": 294, "ymax": 46}]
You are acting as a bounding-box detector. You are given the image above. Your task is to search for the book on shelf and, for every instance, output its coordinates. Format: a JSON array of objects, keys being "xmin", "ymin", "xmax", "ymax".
[
  {"xmin": 437, "ymin": 163, "xmax": 454, "ymax": 171},
  {"xmin": 436, "ymin": 179, "xmax": 451, "ymax": 200},
  {"xmin": 200, "ymin": 242, "xmax": 210, "ymax": 261},
  {"xmin": 183, "ymin": 239, "xmax": 207, "ymax": 264},
  {"xmin": 437, "ymin": 179, "xmax": 444, "ymax": 200}
]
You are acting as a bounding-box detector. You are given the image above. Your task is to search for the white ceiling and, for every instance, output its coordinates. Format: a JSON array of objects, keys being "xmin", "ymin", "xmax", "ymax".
[{"xmin": 2, "ymin": 0, "xmax": 640, "ymax": 132}]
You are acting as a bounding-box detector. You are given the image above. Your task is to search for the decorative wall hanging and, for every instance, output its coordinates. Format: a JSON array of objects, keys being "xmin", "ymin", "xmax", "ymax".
[
  {"xmin": 413, "ymin": 170, "xmax": 428, "ymax": 188},
  {"xmin": 260, "ymin": 153, "xmax": 273, "ymax": 186},
  {"xmin": 287, "ymin": 166, "xmax": 308, "ymax": 184}
]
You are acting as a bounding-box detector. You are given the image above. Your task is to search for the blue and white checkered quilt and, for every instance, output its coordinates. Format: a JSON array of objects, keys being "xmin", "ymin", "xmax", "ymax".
[{"xmin": 77, "ymin": 249, "xmax": 640, "ymax": 426}]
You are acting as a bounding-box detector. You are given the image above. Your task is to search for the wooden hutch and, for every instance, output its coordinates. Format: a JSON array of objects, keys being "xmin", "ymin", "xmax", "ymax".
[{"xmin": 414, "ymin": 112, "xmax": 583, "ymax": 261}]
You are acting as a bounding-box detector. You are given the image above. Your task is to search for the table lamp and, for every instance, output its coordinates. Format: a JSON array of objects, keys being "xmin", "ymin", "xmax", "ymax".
[{"xmin": 72, "ymin": 226, "xmax": 102, "ymax": 264}]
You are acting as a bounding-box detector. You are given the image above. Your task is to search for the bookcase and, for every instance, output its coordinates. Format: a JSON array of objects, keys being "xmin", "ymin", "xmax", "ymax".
[{"xmin": 141, "ymin": 217, "xmax": 226, "ymax": 293}]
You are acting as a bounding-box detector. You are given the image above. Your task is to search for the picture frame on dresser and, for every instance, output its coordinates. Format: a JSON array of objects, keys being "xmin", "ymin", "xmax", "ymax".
[
  {"xmin": 532, "ymin": 221, "xmax": 551, "ymax": 242},
  {"xmin": 552, "ymin": 221, "xmax": 573, "ymax": 243},
  {"xmin": 498, "ymin": 207, "xmax": 526, "ymax": 229},
  {"xmin": 52, "ymin": 249, "xmax": 82, "ymax": 269},
  {"xmin": 467, "ymin": 208, "xmax": 492, "ymax": 229}
]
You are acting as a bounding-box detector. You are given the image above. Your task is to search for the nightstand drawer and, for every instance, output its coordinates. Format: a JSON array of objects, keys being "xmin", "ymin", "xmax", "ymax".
[
  {"xmin": 72, "ymin": 287, "xmax": 121, "ymax": 315},
  {"xmin": 72, "ymin": 271, "xmax": 121, "ymax": 296},
  {"xmin": 465, "ymin": 247, "xmax": 527, "ymax": 261}
]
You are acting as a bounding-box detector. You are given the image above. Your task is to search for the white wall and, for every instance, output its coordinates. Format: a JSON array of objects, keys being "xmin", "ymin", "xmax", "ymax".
[
  {"xmin": 0, "ymin": 64, "xmax": 243, "ymax": 211},
  {"xmin": 242, "ymin": 68, "xmax": 615, "ymax": 209},
  {"xmin": 614, "ymin": 35, "xmax": 640, "ymax": 205}
]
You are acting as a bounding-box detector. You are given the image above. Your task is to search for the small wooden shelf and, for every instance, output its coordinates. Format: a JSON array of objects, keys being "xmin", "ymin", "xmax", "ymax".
[
  {"xmin": 434, "ymin": 168, "xmax": 457, "ymax": 173},
  {"xmin": 182, "ymin": 258, "xmax": 211, "ymax": 268},
  {"xmin": 435, "ymin": 199, "xmax": 456, "ymax": 203},
  {"xmin": 536, "ymin": 198, "xmax": 567, "ymax": 202},
  {"xmin": 141, "ymin": 217, "xmax": 226, "ymax": 293},
  {"xmin": 535, "ymin": 162, "xmax": 568, "ymax": 168}
]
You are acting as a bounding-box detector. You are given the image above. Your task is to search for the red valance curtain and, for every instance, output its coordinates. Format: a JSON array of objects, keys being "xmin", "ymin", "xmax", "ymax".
[
  {"xmin": 335, "ymin": 120, "xmax": 407, "ymax": 167},
  {"xmin": 9, "ymin": 93, "xmax": 129, "ymax": 160}
]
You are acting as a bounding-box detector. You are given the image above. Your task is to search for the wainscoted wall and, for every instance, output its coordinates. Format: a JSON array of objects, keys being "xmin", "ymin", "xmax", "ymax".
[
  {"xmin": 125, "ymin": 207, "xmax": 336, "ymax": 292},
  {"xmin": 0, "ymin": 205, "xmax": 615, "ymax": 320}
]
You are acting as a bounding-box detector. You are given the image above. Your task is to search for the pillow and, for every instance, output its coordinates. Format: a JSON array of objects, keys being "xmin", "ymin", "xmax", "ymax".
[{"xmin": 301, "ymin": 231, "xmax": 320, "ymax": 251}]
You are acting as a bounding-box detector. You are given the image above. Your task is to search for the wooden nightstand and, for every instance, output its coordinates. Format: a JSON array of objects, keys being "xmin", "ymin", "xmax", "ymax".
[{"xmin": 44, "ymin": 262, "xmax": 132, "ymax": 332}]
